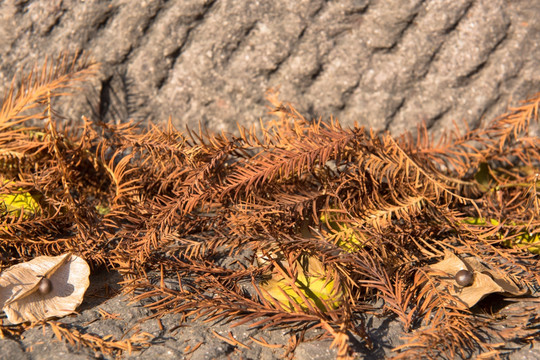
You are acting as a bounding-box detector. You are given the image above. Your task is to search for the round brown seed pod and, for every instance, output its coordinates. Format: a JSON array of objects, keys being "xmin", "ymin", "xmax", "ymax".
[
  {"xmin": 38, "ymin": 277, "xmax": 53, "ymax": 295},
  {"xmin": 454, "ymin": 269, "xmax": 474, "ymax": 287}
]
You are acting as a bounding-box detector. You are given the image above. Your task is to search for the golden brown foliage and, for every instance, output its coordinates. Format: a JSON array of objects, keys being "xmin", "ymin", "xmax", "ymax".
[{"xmin": 0, "ymin": 54, "xmax": 539, "ymax": 359}]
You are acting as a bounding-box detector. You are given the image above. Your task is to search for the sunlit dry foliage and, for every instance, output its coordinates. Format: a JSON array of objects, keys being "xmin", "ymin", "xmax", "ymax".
[{"xmin": 0, "ymin": 54, "xmax": 538, "ymax": 359}]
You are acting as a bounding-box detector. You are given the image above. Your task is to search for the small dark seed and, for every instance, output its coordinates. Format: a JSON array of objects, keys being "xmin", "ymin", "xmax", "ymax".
[
  {"xmin": 38, "ymin": 277, "xmax": 53, "ymax": 295},
  {"xmin": 454, "ymin": 269, "xmax": 473, "ymax": 287}
]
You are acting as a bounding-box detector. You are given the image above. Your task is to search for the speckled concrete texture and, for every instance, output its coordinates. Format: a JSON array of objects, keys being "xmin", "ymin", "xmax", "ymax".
[{"xmin": 0, "ymin": 0, "xmax": 539, "ymax": 135}]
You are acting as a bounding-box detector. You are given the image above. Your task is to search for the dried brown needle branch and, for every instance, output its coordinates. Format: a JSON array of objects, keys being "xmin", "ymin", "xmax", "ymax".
[{"xmin": 0, "ymin": 53, "xmax": 98, "ymax": 129}]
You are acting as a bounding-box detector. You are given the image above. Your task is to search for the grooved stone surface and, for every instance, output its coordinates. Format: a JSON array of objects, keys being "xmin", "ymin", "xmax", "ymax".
[
  {"xmin": 0, "ymin": 0, "xmax": 539, "ymax": 135},
  {"xmin": 0, "ymin": 1, "xmax": 539, "ymax": 359}
]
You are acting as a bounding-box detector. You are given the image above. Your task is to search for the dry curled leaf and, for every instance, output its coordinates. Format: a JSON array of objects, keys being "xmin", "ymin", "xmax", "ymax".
[
  {"xmin": 0, "ymin": 253, "xmax": 90, "ymax": 323},
  {"xmin": 427, "ymin": 250, "xmax": 528, "ymax": 308}
]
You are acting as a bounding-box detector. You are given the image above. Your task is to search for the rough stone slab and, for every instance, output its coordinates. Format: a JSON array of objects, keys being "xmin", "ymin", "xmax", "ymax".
[
  {"xmin": 0, "ymin": 0, "xmax": 538, "ymax": 136},
  {"xmin": 0, "ymin": 271, "xmax": 539, "ymax": 359},
  {"xmin": 0, "ymin": 338, "xmax": 27, "ymax": 360}
]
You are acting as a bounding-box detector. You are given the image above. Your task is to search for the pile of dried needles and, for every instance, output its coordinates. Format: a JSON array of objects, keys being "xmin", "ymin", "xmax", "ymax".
[{"xmin": 0, "ymin": 53, "xmax": 539, "ymax": 359}]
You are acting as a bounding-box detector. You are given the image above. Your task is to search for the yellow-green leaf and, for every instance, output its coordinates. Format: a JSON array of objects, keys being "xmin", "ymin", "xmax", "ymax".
[
  {"xmin": 260, "ymin": 255, "xmax": 343, "ymax": 313},
  {"xmin": 502, "ymin": 232, "xmax": 540, "ymax": 255},
  {"xmin": 0, "ymin": 188, "xmax": 41, "ymax": 218},
  {"xmin": 95, "ymin": 204, "xmax": 111, "ymax": 216},
  {"xmin": 462, "ymin": 217, "xmax": 539, "ymax": 255},
  {"xmin": 474, "ymin": 162, "xmax": 494, "ymax": 192},
  {"xmin": 462, "ymin": 217, "xmax": 501, "ymax": 226},
  {"xmin": 320, "ymin": 211, "xmax": 365, "ymax": 252}
]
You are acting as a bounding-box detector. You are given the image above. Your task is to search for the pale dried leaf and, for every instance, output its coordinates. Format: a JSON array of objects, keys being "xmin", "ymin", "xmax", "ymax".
[
  {"xmin": 0, "ymin": 253, "xmax": 90, "ymax": 323},
  {"xmin": 426, "ymin": 250, "xmax": 527, "ymax": 309}
]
